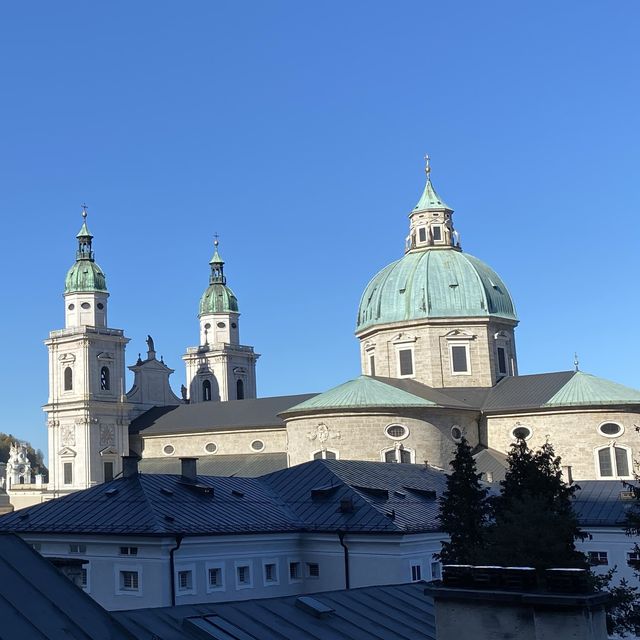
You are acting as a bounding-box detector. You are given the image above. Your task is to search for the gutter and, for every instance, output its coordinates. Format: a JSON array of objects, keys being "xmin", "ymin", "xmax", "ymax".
[
  {"xmin": 338, "ymin": 531, "xmax": 350, "ymax": 590},
  {"xmin": 169, "ymin": 533, "xmax": 184, "ymax": 606}
]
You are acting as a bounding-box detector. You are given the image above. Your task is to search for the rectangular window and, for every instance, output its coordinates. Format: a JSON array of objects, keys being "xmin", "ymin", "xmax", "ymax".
[
  {"xmin": 411, "ymin": 564, "xmax": 422, "ymax": 581},
  {"xmin": 369, "ymin": 354, "xmax": 376, "ymax": 377},
  {"xmin": 208, "ymin": 567, "xmax": 223, "ymax": 588},
  {"xmin": 237, "ymin": 565, "xmax": 251, "ymax": 586},
  {"xmin": 431, "ymin": 561, "xmax": 442, "ymax": 580},
  {"xmin": 398, "ymin": 349, "xmax": 413, "ymax": 376},
  {"xmin": 63, "ymin": 462, "xmax": 73, "ymax": 485},
  {"xmin": 80, "ymin": 567, "xmax": 88, "ymax": 589},
  {"xmin": 307, "ymin": 563, "xmax": 320, "ymax": 578},
  {"xmin": 264, "ymin": 563, "xmax": 277, "ymax": 583},
  {"xmin": 628, "ymin": 551, "xmax": 640, "ymax": 567},
  {"xmin": 432, "ymin": 225, "xmax": 442, "ymax": 241},
  {"xmin": 120, "ymin": 570, "xmax": 139, "ymax": 591},
  {"xmin": 119, "ymin": 546, "xmax": 138, "ymax": 556},
  {"xmin": 418, "ymin": 227, "xmax": 427, "ymax": 242},
  {"xmin": 451, "ymin": 345, "xmax": 469, "ymax": 373},
  {"xmin": 497, "ymin": 346, "xmax": 507, "ymax": 375},
  {"xmin": 178, "ymin": 570, "xmax": 193, "ymax": 591},
  {"xmin": 598, "ymin": 448, "xmax": 613, "ymax": 477},
  {"xmin": 69, "ymin": 543, "xmax": 86, "ymax": 554},
  {"xmin": 289, "ymin": 561, "xmax": 301, "ymax": 581},
  {"xmin": 588, "ymin": 551, "xmax": 608, "ymax": 566},
  {"xmin": 104, "ymin": 462, "xmax": 114, "ymax": 483},
  {"xmin": 615, "ymin": 447, "xmax": 630, "ymax": 477}
]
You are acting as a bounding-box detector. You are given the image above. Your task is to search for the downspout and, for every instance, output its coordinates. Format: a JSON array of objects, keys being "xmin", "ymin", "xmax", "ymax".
[
  {"xmin": 169, "ymin": 533, "xmax": 184, "ymax": 606},
  {"xmin": 338, "ymin": 531, "xmax": 350, "ymax": 590}
]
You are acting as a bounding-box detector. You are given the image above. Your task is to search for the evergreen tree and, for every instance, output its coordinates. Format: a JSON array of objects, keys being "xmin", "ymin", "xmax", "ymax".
[
  {"xmin": 437, "ymin": 436, "xmax": 490, "ymax": 565},
  {"xmin": 482, "ymin": 438, "xmax": 587, "ymax": 571}
]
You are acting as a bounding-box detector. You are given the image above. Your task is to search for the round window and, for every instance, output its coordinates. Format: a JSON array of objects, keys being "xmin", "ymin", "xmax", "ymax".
[
  {"xmin": 251, "ymin": 440, "xmax": 265, "ymax": 452},
  {"xmin": 163, "ymin": 444, "xmax": 175, "ymax": 455},
  {"xmin": 217, "ymin": 322, "xmax": 226, "ymax": 328},
  {"xmin": 97, "ymin": 302, "xmax": 104, "ymax": 310},
  {"xmin": 231, "ymin": 322, "xmax": 237, "ymax": 329},
  {"xmin": 451, "ymin": 426, "xmax": 463, "ymax": 442},
  {"xmin": 598, "ymin": 422, "xmax": 623, "ymax": 437},
  {"xmin": 204, "ymin": 323, "xmax": 211, "ymax": 329},
  {"xmin": 68, "ymin": 303, "xmax": 75, "ymax": 310},
  {"xmin": 81, "ymin": 302, "xmax": 91, "ymax": 309},
  {"xmin": 205, "ymin": 442, "xmax": 218, "ymax": 453},
  {"xmin": 385, "ymin": 424, "xmax": 408, "ymax": 440},
  {"xmin": 511, "ymin": 425, "xmax": 532, "ymax": 441}
]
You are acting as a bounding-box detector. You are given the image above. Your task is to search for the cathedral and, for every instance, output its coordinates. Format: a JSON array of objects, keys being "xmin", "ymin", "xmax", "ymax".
[{"xmin": 12, "ymin": 159, "xmax": 640, "ymax": 506}]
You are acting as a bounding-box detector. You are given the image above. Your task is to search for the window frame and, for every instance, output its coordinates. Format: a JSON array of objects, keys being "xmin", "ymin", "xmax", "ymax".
[
  {"xmin": 588, "ymin": 551, "xmax": 609, "ymax": 566},
  {"xmin": 595, "ymin": 444, "xmax": 633, "ymax": 479},
  {"xmin": 396, "ymin": 347, "xmax": 415, "ymax": 378},
  {"xmin": 206, "ymin": 562, "xmax": 226, "ymax": 593},
  {"xmin": 597, "ymin": 421, "xmax": 625, "ymax": 438},
  {"xmin": 311, "ymin": 449, "xmax": 339, "ymax": 460},
  {"xmin": 176, "ymin": 564, "xmax": 196, "ymax": 595},
  {"xmin": 63, "ymin": 366, "xmax": 73, "ymax": 392},
  {"xmin": 63, "ymin": 462, "xmax": 73, "ymax": 485},
  {"xmin": 449, "ymin": 342, "xmax": 471, "ymax": 375},
  {"xmin": 410, "ymin": 561, "xmax": 423, "ymax": 582},
  {"xmin": 234, "ymin": 561, "xmax": 253, "ymax": 590},
  {"xmin": 115, "ymin": 565, "xmax": 143, "ymax": 596},
  {"xmin": 288, "ymin": 559, "xmax": 302, "ymax": 584},
  {"xmin": 382, "ymin": 444, "xmax": 414, "ymax": 464},
  {"xmin": 306, "ymin": 562, "xmax": 320, "ymax": 579},
  {"xmin": 262, "ymin": 559, "xmax": 279, "ymax": 587}
]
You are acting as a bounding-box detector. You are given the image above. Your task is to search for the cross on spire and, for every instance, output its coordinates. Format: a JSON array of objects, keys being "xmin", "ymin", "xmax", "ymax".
[
  {"xmin": 213, "ymin": 232, "xmax": 219, "ymax": 247},
  {"xmin": 424, "ymin": 154, "xmax": 431, "ymax": 176},
  {"xmin": 81, "ymin": 203, "xmax": 88, "ymax": 219}
]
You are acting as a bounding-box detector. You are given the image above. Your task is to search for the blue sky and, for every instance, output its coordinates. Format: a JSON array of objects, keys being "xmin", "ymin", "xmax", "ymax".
[{"xmin": 1, "ymin": 1, "xmax": 639, "ymax": 454}]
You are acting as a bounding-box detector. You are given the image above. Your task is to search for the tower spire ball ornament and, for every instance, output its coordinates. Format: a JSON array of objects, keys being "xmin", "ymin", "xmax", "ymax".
[
  {"xmin": 81, "ymin": 203, "xmax": 88, "ymax": 219},
  {"xmin": 424, "ymin": 154, "xmax": 431, "ymax": 177}
]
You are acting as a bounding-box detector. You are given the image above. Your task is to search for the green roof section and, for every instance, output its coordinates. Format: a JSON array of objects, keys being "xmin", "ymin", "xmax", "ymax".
[
  {"xmin": 357, "ymin": 249, "xmax": 517, "ymax": 332},
  {"xmin": 413, "ymin": 176, "xmax": 451, "ymax": 211},
  {"xmin": 65, "ymin": 260, "xmax": 107, "ymax": 293},
  {"xmin": 199, "ymin": 283, "xmax": 239, "ymax": 316},
  {"xmin": 283, "ymin": 376, "xmax": 438, "ymax": 413},
  {"xmin": 76, "ymin": 220, "xmax": 92, "ymax": 238},
  {"xmin": 544, "ymin": 372, "xmax": 640, "ymax": 407},
  {"xmin": 209, "ymin": 247, "xmax": 223, "ymax": 265}
]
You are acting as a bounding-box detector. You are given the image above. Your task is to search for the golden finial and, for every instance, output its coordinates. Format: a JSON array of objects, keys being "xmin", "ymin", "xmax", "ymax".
[{"xmin": 424, "ymin": 154, "xmax": 431, "ymax": 177}]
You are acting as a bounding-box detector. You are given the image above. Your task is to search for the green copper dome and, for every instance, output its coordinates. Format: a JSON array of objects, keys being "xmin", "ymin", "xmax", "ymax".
[
  {"xmin": 198, "ymin": 240, "xmax": 239, "ymax": 316},
  {"xmin": 199, "ymin": 284, "xmax": 239, "ymax": 316},
  {"xmin": 65, "ymin": 260, "xmax": 107, "ymax": 293},
  {"xmin": 64, "ymin": 209, "xmax": 108, "ymax": 293},
  {"xmin": 356, "ymin": 249, "xmax": 517, "ymax": 333}
]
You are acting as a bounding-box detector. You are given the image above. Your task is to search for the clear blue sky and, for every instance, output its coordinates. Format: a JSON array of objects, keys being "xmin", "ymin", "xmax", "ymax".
[{"xmin": 1, "ymin": 1, "xmax": 639, "ymax": 455}]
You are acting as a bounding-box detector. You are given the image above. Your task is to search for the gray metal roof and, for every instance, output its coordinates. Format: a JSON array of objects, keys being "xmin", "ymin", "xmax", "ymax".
[
  {"xmin": 113, "ymin": 582, "xmax": 436, "ymax": 640},
  {"xmin": 572, "ymin": 480, "xmax": 638, "ymax": 527},
  {"xmin": 370, "ymin": 376, "xmax": 479, "ymax": 410},
  {"xmin": 472, "ymin": 447, "xmax": 508, "ymax": 483},
  {"xmin": 139, "ymin": 453, "xmax": 287, "ymax": 477},
  {"xmin": 0, "ymin": 533, "xmax": 135, "ymax": 639},
  {"xmin": 130, "ymin": 393, "xmax": 317, "ymax": 436},
  {"xmin": 0, "ymin": 460, "xmax": 445, "ymax": 537}
]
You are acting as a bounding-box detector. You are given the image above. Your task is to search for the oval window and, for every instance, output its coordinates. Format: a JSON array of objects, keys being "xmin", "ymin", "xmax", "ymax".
[
  {"xmin": 81, "ymin": 302, "xmax": 91, "ymax": 309},
  {"xmin": 385, "ymin": 424, "xmax": 408, "ymax": 440},
  {"xmin": 68, "ymin": 303, "xmax": 75, "ymax": 310},
  {"xmin": 231, "ymin": 322, "xmax": 237, "ymax": 329},
  {"xmin": 205, "ymin": 442, "xmax": 217, "ymax": 453},
  {"xmin": 451, "ymin": 426, "xmax": 463, "ymax": 442},
  {"xmin": 251, "ymin": 440, "xmax": 265, "ymax": 452},
  {"xmin": 511, "ymin": 425, "xmax": 532, "ymax": 440},
  {"xmin": 163, "ymin": 444, "xmax": 175, "ymax": 455},
  {"xmin": 204, "ymin": 323, "xmax": 211, "ymax": 329},
  {"xmin": 97, "ymin": 302, "xmax": 104, "ymax": 310},
  {"xmin": 217, "ymin": 322, "xmax": 226, "ymax": 328},
  {"xmin": 598, "ymin": 422, "xmax": 623, "ymax": 437}
]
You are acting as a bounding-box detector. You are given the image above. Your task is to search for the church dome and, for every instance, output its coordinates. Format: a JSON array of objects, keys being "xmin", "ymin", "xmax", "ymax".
[
  {"xmin": 356, "ymin": 249, "xmax": 517, "ymax": 333},
  {"xmin": 199, "ymin": 283, "xmax": 239, "ymax": 316},
  {"xmin": 65, "ymin": 260, "xmax": 107, "ymax": 293},
  {"xmin": 356, "ymin": 160, "xmax": 517, "ymax": 334}
]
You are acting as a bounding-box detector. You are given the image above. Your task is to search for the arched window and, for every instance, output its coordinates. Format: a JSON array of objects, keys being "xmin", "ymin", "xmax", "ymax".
[
  {"xmin": 100, "ymin": 366, "xmax": 110, "ymax": 391},
  {"xmin": 202, "ymin": 380, "xmax": 212, "ymax": 402},
  {"xmin": 312, "ymin": 450, "xmax": 338, "ymax": 460},
  {"xmin": 383, "ymin": 444, "xmax": 413, "ymax": 464},
  {"xmin": 236, "ymin": 379, "xmax": 244, "ymax": 400},
  {"xmin": 596, "ymin": 445, "xmax": 632, "ymax": 479},
  {"xmin": 64, "ymin": 367, "xmax": 73, "ymax": 391}
]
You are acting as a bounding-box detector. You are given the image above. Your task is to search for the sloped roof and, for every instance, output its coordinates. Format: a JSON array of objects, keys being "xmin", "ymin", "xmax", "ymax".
[
  {"xmin": 544, "ymin": 372, "xmax": 640, "ymax": 407},
  {"xmin": 472, "ymin": 447, "xmax": 508, "ymax": 483},
  {"xmin": 130, "ymin": 393, "xmax": 317, "ymax": 435},
  {"xmin": 0, "ymin": 533, "xmax": 134, "ymax": 639},
  {"xmin": 283, "ymin": 376, "xmax": 438, "ymax": 413},
  {"xmin": 413, "ymin": 175, "xmax": 451, "ymax": 211},
  {"xmin": 0, "ymin": 460, "xmax": 446, "ymax": 537},
  {"xmin": 139, "ymin": 453, "xmax": 287, "ymax": 477},
  {"xmin": 114, "ymin": 583, "xmax": 436, "ymax": 640},
  {"xmin": 572, "ymin": 480, "xmax": 639, "ymax": 527}
]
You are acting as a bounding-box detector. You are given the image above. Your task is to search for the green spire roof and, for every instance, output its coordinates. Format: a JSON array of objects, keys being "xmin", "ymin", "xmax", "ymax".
[
  {"xmin": 413, "ymin": 176, "xmax": 451, "ymax": 211},
  {"xmin": 283, "ymin": 376, "xmax": 438, "ymax": 413},
  {"xmin": 65, "ymin": 207, "xmax": 107, "ymax": 293},
  {"xmin": 199, "ymin": 239, "xmax": 239, "ymax": 315},
  {"xmin": 210, "ymin": 247, "xmax": 223, "ymax": 265},
  {"xmin": 544, "ymin": 372, "xmax": 640, "ymax": 407},
  {"xmin": 76, "ymin": 220, "xmax": 92, "ymax": 239}
]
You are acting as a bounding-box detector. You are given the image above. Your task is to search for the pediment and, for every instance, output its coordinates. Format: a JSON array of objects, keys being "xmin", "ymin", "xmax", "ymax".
[
  {"xmin": 58, "ymin": 446, "xmax": 76, "ymax": 458},
  {"xmin": 391, "ymin": 332, "xmax": 417, "ymax": 345},
  {"xmin": 58, "ymin": 353, "xmax": 76, "ymax": 364},
  {"xmin": 99, "ymin": 446, "xmax": 119, "ymax": 456},
  {"xmin": 444, "ymin": 329, "xmax": 476, "ymax": 341}
]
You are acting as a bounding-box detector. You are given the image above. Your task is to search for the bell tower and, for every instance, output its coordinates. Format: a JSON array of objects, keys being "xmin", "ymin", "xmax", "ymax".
[
  {"xmin": 183, "ymin": 239, "xmax": 259, "ymax": 403},
  {"xmin": 44, "ymin": 207, "xmax": 130, "ymax": 492}
]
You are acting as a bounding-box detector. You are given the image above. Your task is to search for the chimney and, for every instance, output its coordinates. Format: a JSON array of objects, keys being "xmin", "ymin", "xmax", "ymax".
[
  {"xmin": 122, "ymin": 456, "xmax": 139, "ymax": 478},
  {"xmin": 180, "ymin": 457, "xmax": 198, "ymax": 481},
  {"xmin": 563, "ymin": 465, "xmax": 574, "ymax": 484},
  {"xmin": 425, "ymin": 566, "xmax": 609, "ymax": 640}
]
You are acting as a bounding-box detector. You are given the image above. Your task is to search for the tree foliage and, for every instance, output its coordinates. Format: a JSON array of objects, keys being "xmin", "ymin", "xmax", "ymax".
[
  {"xmin": 0, "ymin": 432, "xmax": 48, "ymax": 477},
  {"xmin": 437, "ymin": 436, "xmax": 490, "ymax": 564},
  {"xmin": 482, "ymin": 439, "xmax": 587, "ymax": 571}
]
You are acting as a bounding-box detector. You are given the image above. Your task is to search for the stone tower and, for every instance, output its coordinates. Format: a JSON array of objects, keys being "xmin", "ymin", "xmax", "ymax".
[
  {"xmin": 356, "ymin": 158, "xmax": 519, "ymax": 388},
  {"xmin": 183, "ymin": 240, "xmax": 259, "ymax": 403},
  {"xmin": 44, "ymin": 208, "xmax": 130, "ymax": 492}
]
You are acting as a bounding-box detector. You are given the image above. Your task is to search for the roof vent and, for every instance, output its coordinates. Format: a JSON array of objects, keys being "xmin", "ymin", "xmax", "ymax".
[
  {"xmin": 339, "ymin": 498, "xmax": 354, "ymax": 513},
  {"xmin": 393, "ymin": 491, "xmax": 406, "ymax": 498},
  {"xmin": 18, "ymin": 512, "xmax": 29, "ymax": 520},
  {"xmin": 620, "ymin": 490, "xmax": 636, "ymax": 501},
  {"xmin": 164, "ymin": 515, "xmax": 175, "ymax": 523},
  {"xmin": 295, "ymin": 596, "xmax": 335, "ymax": 619},
  {"xmin": 104, "ymin": 488, "xmax": 118, "ymax": 497},
  {"xmin": 403, "ymin": 486, "xmax": 437, "ymax": 500},
  {"xmin": 353, "ymin": 485, "xmax": 389, "ymax": 499},
  {"xmin": 231, "ymin": 490, "xmax": 245, "ymax": 498},
  {"xmin": 180, "ymin": 457, "xmax": 198, "ymax": 481},
  {"xmin": 160, "ymin": 488, "xmax": 174, "ymax": 496},
  {"xmin": 311, "ymin": 484, "xmax": 339, "ymax": 499}
]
